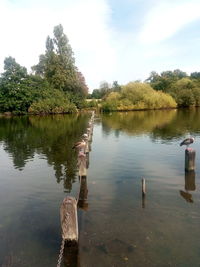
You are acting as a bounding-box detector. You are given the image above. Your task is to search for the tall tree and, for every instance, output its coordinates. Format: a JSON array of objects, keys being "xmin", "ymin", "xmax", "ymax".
[{"xmin": 32, "ymin": 24, "xmax": 88, "ymax": 96}]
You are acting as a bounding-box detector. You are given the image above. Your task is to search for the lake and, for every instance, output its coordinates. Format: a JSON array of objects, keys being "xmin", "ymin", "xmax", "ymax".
[{"xmin": 0, "ymin": 109, "xmax": 200, "ymax": 267}]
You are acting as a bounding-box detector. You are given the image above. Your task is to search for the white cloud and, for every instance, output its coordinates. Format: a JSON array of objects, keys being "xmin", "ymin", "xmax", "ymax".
[
  {"xmin": 139, "ymin": 0, "xmax": 200, "ymax": 44},
  {"xmin": 1, "ymin": 0, "xmax": 200, "ymax": 90},
  {"xmin": 0, "ymin": 0, "xmax": 116, "ymax": 90}
]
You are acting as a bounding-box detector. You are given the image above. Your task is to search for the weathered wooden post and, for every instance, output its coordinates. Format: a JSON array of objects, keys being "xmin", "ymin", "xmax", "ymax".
[
  {"xmin": 78, "ymin": 152, "xmax": 87, "ymax": 177},
  {"xmin": 141, "ymin": 178, "xmax": 146, "ymax": 208},
  {"xmin": 87, "ymin": 128, "xmax": 92, "ymax": 142},
  {"xmin": 78, "ymin": 177, "xmax": 88, "ymax": 210},
  {"xmin": 60, "ymin": 197, "xmax": 78, "ymax": 244},
  {"xmin": 86, "ymin": 152, "xmax": 89, "ymax": 168},
  {"xmin": 85, "ymin": 140, "xmax": 89, "ymax": 154},
  {"xmin": 185, "ymin": 148, "xmax": 195, "ymax": 172},
  {"xmin": 185, "ymin": 171, "xmax": 196, "ymax": 191},
  {"xmin": 142, "ymin": 178, "xmax": 146, "ymax": 196}
]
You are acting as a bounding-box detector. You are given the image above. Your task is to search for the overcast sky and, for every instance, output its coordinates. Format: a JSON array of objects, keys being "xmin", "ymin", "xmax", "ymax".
[{"xmin": 1, "ymin": 0, "xmax": 200, "ymax": 91}]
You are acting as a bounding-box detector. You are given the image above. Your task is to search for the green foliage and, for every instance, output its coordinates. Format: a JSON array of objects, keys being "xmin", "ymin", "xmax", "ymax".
[
  {"xmin": 169, "ymin": 78, "xmax": 200, "ymax": 107},
  {"xmin": 28, "ymin": 90, "xmax": 77, "ymax": 114},
  {"xmin": 190, "ymin": 72, "xmax": 200, "ymax": 79},
  {"xmin": 32, "ymin": 24, "xmax": 88, "ymax": 96},
  {"xmin": 90, "ymin": 80, "xmax": 121, "ymax": 99},
  {"xmin": 146, "ymin": 70, "xmax": 200, "ymax": 108},
  {"xmin": 84, "ymin": 99, "xmax": 99, "ymax": 108},
  {"xmin": 146, "ymin": 69, "xmax": 188, "ymax": 92},
  {"xmin": 90, "ymin": 89, "xmax": 103, "ymax": 99},
  {"xmin": 0, "ymin": 25, "xmax": 89, "ymax": 114},
  {"xmin": 0, "ymin": 57, "xmax": 50, "ymax": 113},
  {"xmin": 101, "ymin": 82, "xmax": 177, "ymax": 111}
]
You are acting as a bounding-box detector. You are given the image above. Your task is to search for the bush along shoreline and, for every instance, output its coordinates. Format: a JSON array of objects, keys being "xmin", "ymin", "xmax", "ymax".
[{"xmin": 101, "ymin": 82, "xmax": 177, "ymax": 112}]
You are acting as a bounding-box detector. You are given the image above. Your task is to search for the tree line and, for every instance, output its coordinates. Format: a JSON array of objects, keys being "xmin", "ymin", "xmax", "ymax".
[
  {"xmin": 1, "ymin": 24, "xmax": 200, "ymax": 114},
  {"xmin": 0, "ymin": 24, "xmax": 88, "ymax": 114},
  {"xmin": 90, "ymin": 69, "xmax": 200, "ymax": 111}
]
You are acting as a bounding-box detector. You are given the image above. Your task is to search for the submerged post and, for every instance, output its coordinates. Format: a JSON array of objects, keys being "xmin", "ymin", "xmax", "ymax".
[
  {"xmin": 60, "ymin": 197, "xmax": 78, "ymax": 244},
  {"xmin": 185, "ymin": 148, "xmax": 196, "ymax": 172},
  {"xmin": 142, "ymin": 178, "xmax": 146, "ymax": 208}
]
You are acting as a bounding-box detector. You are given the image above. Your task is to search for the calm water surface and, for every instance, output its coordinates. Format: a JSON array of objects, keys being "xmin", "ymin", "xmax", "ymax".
[{"xmin": 1, "ymin": 109, "xmax": 200, "ymax": 267}]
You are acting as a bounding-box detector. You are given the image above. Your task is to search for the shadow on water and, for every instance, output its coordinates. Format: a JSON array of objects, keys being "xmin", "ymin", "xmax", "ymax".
[{"xmin": 0, "ymin": 114, "xmax": 89, "ymax": 192}]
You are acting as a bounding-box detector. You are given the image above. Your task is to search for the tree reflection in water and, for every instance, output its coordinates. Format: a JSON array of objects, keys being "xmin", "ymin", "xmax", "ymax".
[
  {"xmin": 101, "ymin": 108, "xmax": 200, "ymax": 142},
  {"xmin": 0, "ymin": 114, "xmax": 89, "ymax": 192}
]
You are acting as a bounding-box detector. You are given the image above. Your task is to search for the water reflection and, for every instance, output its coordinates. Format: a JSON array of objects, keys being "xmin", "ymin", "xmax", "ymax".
[
  {"xmin": 101, "ymin": 108, "xmax": 200, "ymax": 141},
  {"xmin": 180, "ymin": 190, "xmax": 194, "ymax": 203},
  {"xmin": 142, "ymin": 195, "xmax": 146, "ymax": 209},
  {"xmin": 0, "ymin": 114, "xmax": 89, "ymax": 192},
  {"xmin": 77, "ymin": 177, "xmax": 88, "ymax": 211},
  {"xmin": 63, "ymin": 242, "xmax": 80, "ymax": 267},
  {"xmin": 185, "ymin": 171, "xmax": 196, "ymax": 191},
  {"xmin": 180, "ymin": 171, "xmax": 196, "ymax": 203}
]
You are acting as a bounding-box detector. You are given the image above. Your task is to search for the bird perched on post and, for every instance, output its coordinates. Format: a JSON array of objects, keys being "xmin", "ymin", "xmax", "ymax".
[
  {"xmin": 180, "ymin": 137, "xmax": 194, "ymax": 148},
  {"xmin": 72, "ymin": 140, "xmax": 86, "ymax": 151},
  {"xmin": 82, "ymin": 133, "xmax": 88, "ymax": 140}
]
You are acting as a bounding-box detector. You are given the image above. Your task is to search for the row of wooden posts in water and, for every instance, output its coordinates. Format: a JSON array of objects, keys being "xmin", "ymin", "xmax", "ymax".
[
  {"xmin": 59, "ymin": 125, "xmax": 196, "ymax": 239},
  {"xmin": 57, "ymin": 116, "xmax": 196, "ymax": 265},
  {"xmin": 57, "ymin": 111, "xmax": 95, "ymax": 267}
]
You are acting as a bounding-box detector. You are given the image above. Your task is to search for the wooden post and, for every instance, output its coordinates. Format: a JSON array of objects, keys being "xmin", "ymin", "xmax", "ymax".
[
  {"xmin": 185, "ymin": 171, "xmax": 196, "ymax": 191},
  {"xmin": 60, "ymin": 197, "xmax": 78, "ymax": 244},
  {"xmin": 142, "ymin": 178, "xmax": 146, "ymax": 196},
  {"xmin": 85, "ymin": 141, "xmax": 89, "ymax": 154},
  {"xmin": 78, "ymin": 177, "xmax": 88, "ymax": 210},
  {"xmin": 142, "ymin": 178, "xmax": 146, "ymax": 208},
  {"xmin": 185, "ymin": 148, "xmax": 196, "ymax": 171},
  {"xmin": 86, "ymin": 153, "xmax": 89, "ymax": 169},
  {"xmin": 78, "ymin": 152, "xmax": 87, "ymax": 177},
  {"xmin": 87, "ymin": 128, "xmax": 92, "ymax": 142}
]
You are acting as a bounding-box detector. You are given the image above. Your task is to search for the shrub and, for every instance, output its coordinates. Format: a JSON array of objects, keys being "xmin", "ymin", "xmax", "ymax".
[
  {"xmin": 101, "ymin": 82, "xmax": 177, "ymax": 111},
  {"xmin": 28, "ymin": 90, "xmax": 77, "ymax": 114}
]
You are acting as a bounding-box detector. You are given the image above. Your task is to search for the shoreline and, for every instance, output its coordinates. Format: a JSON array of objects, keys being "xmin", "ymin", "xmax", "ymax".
[{"xmin": 0, "ymin": 106, "xmax": 198, "ymax": 117}]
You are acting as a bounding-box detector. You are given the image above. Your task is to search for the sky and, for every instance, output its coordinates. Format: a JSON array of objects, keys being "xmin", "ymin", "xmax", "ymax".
[{"xmin": 1, "ymin": 0, "xmax": 200, "ymax": 91}]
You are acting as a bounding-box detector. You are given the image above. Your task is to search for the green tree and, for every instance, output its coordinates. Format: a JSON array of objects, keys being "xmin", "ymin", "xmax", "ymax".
[
  {"xmin": 146, "ymin": 69, "xmax": 187, "ymax": 92},
  {"xmin": 32, "ymin": 24, "xmax": 88, "ymax": 97},
  {"xmin": 170, "ymin": 78, "xmax": 200, "ymax": 107},
  {"xmin": 90, "ymin": 89, "xmax": 102, "ymax": 99},
  {"xmin": 190, "ymin": 72, "xmax": 200, "ymax": 79},
  {"xmin": 0, "ymin": 57, "xmax": 30, "ymax": 112},
  {"xmin": 112, "ymin": 80, "xmax": 121, "ymax": 92}
]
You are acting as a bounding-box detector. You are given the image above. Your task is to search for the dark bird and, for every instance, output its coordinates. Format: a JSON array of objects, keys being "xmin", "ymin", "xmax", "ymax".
[{"xmin": 180, "ymin": 137, "xmax": 194, "ymax": 148}]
